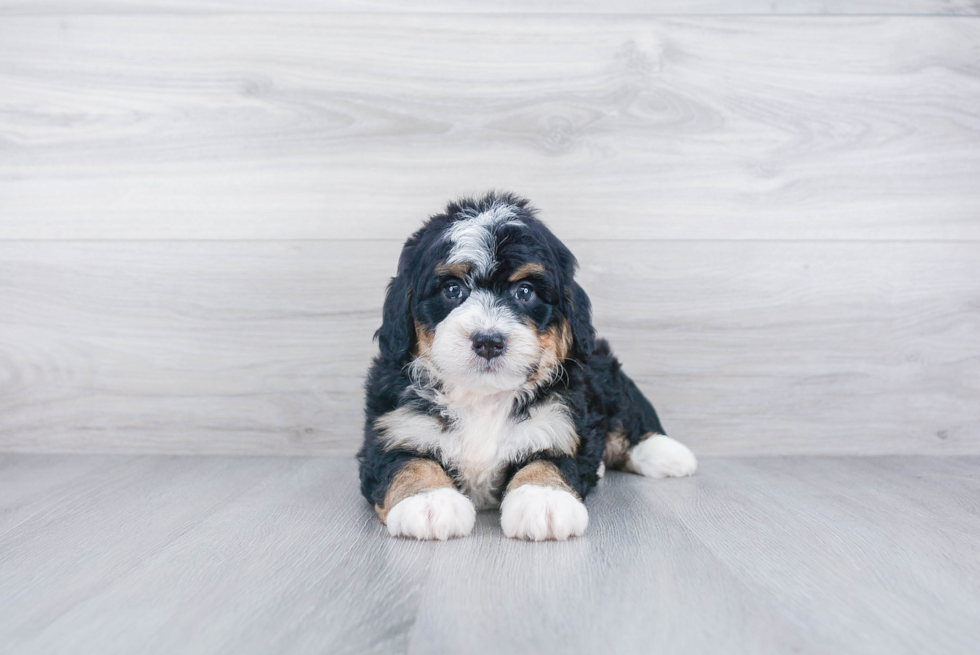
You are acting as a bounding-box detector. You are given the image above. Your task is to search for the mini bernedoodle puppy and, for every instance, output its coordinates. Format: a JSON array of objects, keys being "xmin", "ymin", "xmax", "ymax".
[{"xmin": 358, "ymin": 192, "xmax": 697, "ymax": 541}]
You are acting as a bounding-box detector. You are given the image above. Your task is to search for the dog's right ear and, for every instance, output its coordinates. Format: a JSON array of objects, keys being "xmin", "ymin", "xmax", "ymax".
[{"xmin": 374, "ymin": 247, "xmax": 416, "ymax": 364}]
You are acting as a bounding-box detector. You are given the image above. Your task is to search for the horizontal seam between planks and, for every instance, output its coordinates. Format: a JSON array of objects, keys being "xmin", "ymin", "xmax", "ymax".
[
  {"xmin": 1, "ymin": 238, "xmax": 980, "ymax": 245},
  {"xmin": 1, "ymin": 12, "xmax": 979, "ymax": 18}
]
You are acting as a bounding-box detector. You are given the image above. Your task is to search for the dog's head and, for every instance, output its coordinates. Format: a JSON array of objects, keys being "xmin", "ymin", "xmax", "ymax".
[{"xmin": 376, "ymin": 192, "xmax": 595, "ymax": 393}]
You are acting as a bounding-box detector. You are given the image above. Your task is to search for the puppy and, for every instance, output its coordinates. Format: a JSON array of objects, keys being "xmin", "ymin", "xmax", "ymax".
[{"xmin": 357, "ymin": 192, "xmax": 696, "ymax": 541}]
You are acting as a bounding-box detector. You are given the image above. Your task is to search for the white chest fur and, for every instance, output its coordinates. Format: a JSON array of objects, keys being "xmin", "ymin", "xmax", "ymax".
[{"xmin": 375, "ymin": 391, "xmax": 579, "ymax": 509}]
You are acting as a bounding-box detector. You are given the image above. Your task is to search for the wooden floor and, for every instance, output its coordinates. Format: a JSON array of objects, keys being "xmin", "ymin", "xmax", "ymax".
[{"xmin": 1, "ymin": 454, "xmax": 978, "ymax": 655}]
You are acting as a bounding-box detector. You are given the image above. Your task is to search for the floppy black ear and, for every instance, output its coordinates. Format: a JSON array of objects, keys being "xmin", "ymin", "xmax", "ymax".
[
  {"xmin": 544, "ymin": 227, "xmax": 595, "ymax": 361},
  {"xmin": 375, "ymin": 274, "xmax": 413, "ymax": 363},
  {"xmin": 374, "ymin": 241, "xmax": 417, "ymax": 365},
  {"xmin": 567, "ymin": 281, "xmax": 596, "ymax": 359}
]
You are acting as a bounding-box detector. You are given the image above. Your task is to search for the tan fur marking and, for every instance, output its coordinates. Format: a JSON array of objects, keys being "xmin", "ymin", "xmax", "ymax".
[
  {"xmin": 375, "ymin": 458, "xmax": 455, "ymax": 524},
  {"xmin": 506, "ymin": 460, "xmax": 577, "ymax": 498},
  {"xmin": 414, "ymin": 321, "xmax": 434, "ymax": 356},
  {"xmin": 605, "ymin": 430, "xmax": 657, "ymax": 470},
  {"xmin": 508, "ymin": 262, "xmax": 545, "ymax": 282},
  {"xmin": 435, "ymin": 261, "xmax": 471, "ymax": 278},
  {"xmin": 603, "ymin": 430, "xmax": 632, "ymax": 469},
  {"xmin": 529, "ymin": 319, "xmax": 571, "ymax": 386},
  {"xmin": 554, "ymin": 319, "xmax": 571, "ymax": 361}
]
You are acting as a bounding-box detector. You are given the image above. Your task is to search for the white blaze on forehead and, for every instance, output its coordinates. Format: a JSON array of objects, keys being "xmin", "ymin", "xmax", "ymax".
[{"xmin": 445, "ymin": 202, "xmax": 524, "ymax": 278}]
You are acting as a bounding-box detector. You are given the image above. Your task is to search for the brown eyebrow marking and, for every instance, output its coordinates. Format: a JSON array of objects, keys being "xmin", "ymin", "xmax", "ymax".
[
  {"xmin": 435, "ymin": 261, "xmax": 470, "ymax": 278},
  {"xmin": 508, "ymin": 262, "xmax": 545, "ymax": 282}
]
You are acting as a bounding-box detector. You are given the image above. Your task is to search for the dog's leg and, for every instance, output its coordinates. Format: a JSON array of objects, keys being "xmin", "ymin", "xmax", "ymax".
[
  {"xmin": 590, "ymin": 341, "xmax": 697, "ymax": 479},
  {"xmin": 375, "ymin": 458, "xmax": 476, "ymax": 540},
  {"xmin": 500, "ymin": 460, "xmax": 588, "ymax": 541},
  {"xmin": 621, "ymin": 433, "xmax": 698, "ymax": 479}
]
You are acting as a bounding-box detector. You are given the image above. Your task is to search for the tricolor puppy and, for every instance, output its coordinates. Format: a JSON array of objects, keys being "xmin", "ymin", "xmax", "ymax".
[{"xmin": 358, "ymin": 193, "xmax": 696, "ymax": 541}]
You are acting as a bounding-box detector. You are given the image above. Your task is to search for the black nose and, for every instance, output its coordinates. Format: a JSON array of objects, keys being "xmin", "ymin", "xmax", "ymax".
[{"xmin": 472, "ymin": 332, "xmax": 506, "ymax": 360}]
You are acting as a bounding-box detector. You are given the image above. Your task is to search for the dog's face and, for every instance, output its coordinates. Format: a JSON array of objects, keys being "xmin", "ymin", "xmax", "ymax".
[{"xmin": 376, "ymin": 194, "xmax": 594, "ymax": 393}]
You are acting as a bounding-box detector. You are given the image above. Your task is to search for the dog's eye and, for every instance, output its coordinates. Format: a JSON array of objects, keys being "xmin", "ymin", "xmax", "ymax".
[
  {"xmin": 515, "ymin": 283, "xmax": 535, "ymax": 302},
  {"xmin": 443, "ymin": 281, "xmax": 464, "ymax": 300}
]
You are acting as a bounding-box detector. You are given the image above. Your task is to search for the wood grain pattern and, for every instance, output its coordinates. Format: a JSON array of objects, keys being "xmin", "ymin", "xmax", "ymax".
[
  {"xmin": 2, "ymin": 1, "xmax": 978, "ymax": 15},
  {"xmin": 0, "ymin": 455, "xmax": 427, "ymax": 655},
  {"xmin": 1, "ymin": 240, "xmax": 977, "ymax": 456},
  {"xmin": 1, "ymin": 455, "xmax": 979, "ymax": 654},
  {"xmin": 1, "ymin": 15, "xmax": 979, "ymax": 240}
]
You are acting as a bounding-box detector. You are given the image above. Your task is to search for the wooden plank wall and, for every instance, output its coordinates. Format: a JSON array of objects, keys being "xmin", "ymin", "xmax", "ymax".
[{"xmin": 1, "ymin": 3, "xmax": 978, "ymax": 455}]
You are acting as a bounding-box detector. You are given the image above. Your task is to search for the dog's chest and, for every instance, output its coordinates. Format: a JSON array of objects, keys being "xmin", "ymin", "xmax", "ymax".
[
  {"xmin": 437, "ymin": 396, "xmax": 517, "ymax": 509},
  {"xmin": 435, "ymin": 393, "xmax": 577, "ymax": 509}
]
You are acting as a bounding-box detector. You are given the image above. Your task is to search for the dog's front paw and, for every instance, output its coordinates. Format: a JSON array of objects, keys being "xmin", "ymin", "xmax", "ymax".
[
  {"xmin": 627, "ymin": 435, "xmax": 698, "ymax": 478},
  {"xmin": 500, "ymin": 485, "xmax": 588, "ymax": 541},
  {"xmin": 385, "ymin": 488, "xmax": 476, "ymax": 540}
]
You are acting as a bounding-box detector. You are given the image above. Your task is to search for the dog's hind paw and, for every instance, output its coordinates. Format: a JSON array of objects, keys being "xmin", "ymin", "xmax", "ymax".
[{"xmin": 627, "ymin": 435, "xmax": 698, "ymax": 478}]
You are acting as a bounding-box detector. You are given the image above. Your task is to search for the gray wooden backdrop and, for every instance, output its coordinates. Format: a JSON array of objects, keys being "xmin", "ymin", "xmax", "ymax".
[{"xmin": 1, "ymin": 2, "xmax": 978, "ymax": 456}]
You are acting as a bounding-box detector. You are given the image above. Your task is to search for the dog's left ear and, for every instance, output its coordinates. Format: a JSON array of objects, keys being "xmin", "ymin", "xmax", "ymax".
[{"xmin": 565, "ymin": 281, "xmax": 596, "ymax": 359}]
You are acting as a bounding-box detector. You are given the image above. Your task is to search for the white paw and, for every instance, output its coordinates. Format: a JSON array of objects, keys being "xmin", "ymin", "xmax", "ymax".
[
  {"xmin": 500, "ymin": 485, "xmax": 589, "ymax": 541},
  {"xmin": 385, "ymin": 488, "xmax": 476, "ymax": 540},
  {"xmin": 627, "ymin": 435, "xmax": 698, "ymax": 478}
]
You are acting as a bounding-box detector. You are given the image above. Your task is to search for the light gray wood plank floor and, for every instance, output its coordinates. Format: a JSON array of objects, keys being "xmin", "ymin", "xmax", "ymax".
[{"xmin": 1, "ymin": 454, "xmax": 978, "ymax": 654}]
